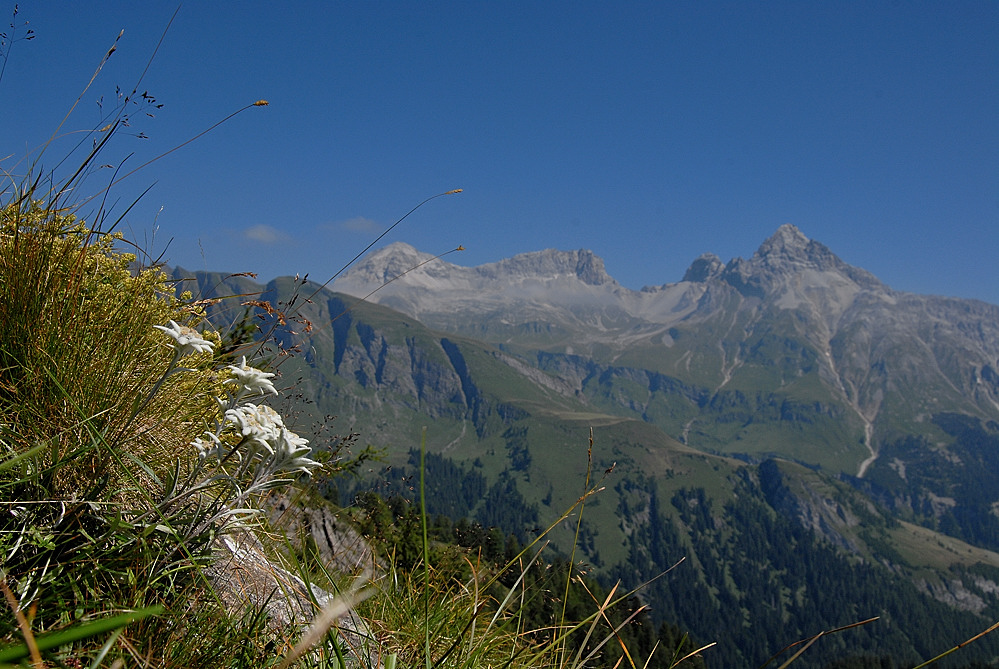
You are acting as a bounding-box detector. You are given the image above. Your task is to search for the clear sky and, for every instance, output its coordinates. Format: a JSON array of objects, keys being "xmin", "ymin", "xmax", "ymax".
[{"xmin": 3, "ymin": 2, "xmax": 997, "ymax": 303}]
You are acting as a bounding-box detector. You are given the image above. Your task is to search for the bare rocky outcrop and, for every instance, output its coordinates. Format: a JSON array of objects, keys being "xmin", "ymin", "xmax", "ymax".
[
  {"xmin": 916, "ymin": 577, "xmax": 990, "ymax": 614},
  {"xmin": 262, "ymin": 490, "xmax": 380, "ymax": 576},
  {"xmin": 205, "ymin": 494, "xmax": 380, "ymax": 665}
]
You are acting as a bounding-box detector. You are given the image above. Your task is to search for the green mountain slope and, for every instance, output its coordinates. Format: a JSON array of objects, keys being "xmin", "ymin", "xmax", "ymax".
[{"xmin": 173, "ymin": 249, "xmax": 999, "ymax": 667}]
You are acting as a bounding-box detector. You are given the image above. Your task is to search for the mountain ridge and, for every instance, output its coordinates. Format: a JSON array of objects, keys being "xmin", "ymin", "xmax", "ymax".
[
  {"xmin": 333, "ymin": 225, "xmax": 997, "ymax": 338},
  {"xmin": 334, "ymin": 224, "xmax": 949, "ymax": 310},
  {"xmin": 331, "ymin": 225, "xmax": 999, "ymax": 481}
]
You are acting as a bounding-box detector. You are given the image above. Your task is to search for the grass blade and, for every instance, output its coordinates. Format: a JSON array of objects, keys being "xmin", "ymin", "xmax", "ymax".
[
  {"xmin": 757, "ymin": 616, "xmax": 880, "ymax": 669},
  {"xmin": 910, "ymin": 620, "xmax": 999, "ymax": 669},
  {"xmin": 0, "ymin": 441, "xmax": 47, "ymax": 473},
  {"xmin": 0, "ymin": 605, "xmax": 164, "ymax": 662}
]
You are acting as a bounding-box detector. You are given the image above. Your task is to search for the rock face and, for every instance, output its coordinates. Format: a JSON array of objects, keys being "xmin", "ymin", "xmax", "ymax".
[
  {"xmin": 205, "ymin": 494, "xmax": 378, "ymax": 664},
  {"xmin": 208, "ymin": 529, "xmax": 331, "ymax": 628},
  {"xmin": 682, "ymin": 253, "xmax": 724, "ymax": 283},
  {"xmin": 720, "ymin": 224, "xmax": 883, "ymax": 307},
  {"xmin": 263, "ymin": 491, "xmax": 378, "ymax": 575}
]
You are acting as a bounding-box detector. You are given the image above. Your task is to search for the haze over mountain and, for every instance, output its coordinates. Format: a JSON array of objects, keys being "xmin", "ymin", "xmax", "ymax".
[{"xmin": 176, "ymin": 224, "xmax": 999, "ymax": 667}]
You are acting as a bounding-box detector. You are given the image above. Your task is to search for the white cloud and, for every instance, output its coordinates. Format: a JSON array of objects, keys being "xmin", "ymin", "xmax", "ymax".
[
  {"xmin": 339, "ymin": 216, "xmax": 380, "ymax": 234},
  {"xmin": 242, "ymin": 224, "xmax": 290, "ymax": 244}
]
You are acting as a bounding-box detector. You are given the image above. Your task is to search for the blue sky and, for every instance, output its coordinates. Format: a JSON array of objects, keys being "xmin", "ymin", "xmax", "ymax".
[{"xmin": 3, "ymin": 2, "xmax": 997, "ymax": 303}]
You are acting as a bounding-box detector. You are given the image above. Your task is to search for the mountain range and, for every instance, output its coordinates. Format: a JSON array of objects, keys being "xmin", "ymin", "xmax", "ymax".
[
  {"xmin": 333, "ymin": 224, "xmax": 999, "ymax": 477},
  {"xmin": 175, "ymin": 224, "xmax": 999, "ymax": 668}
]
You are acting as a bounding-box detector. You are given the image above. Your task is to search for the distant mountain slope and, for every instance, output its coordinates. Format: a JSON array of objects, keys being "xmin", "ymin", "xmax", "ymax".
[
  {"xmin": 333, "ymin": 225, "xmax": 999, "ymax": 479},
  {"xmin": 171, "ymin": 225, "xmax": 999, "ymax": 667}
]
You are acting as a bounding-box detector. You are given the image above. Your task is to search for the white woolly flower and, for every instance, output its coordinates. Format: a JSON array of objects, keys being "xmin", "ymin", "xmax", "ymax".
[
  {"xmin": 225, "ymin": 403, "xmax": 284, "ymax": 453},
  {"xmin": 225, "ymin": 356, "xmax": 278, "ymax": 397},
  {"xmin": 191, "ymin": 402, "xmax": 324, "ymax": 483},
  {"xmin": 154, "ymin": 320, "xmax": 214, "ymax": 357},
  {"xmin": 192, "ymin": 433, "xmax": 223, "ymax": 460},
  {"xmin": 225, "ymin": 405, "xmax": 320, "ymax": 475},
  {"xmin": 273, "ymin": 427, "xmax": 320, "ymax": 476},
  {"xmin": 279, "ymin": 427, "xmax": 310, "ymax": 456}
]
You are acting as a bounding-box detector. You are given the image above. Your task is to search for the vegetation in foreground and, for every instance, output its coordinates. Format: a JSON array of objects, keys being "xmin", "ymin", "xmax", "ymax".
[{"xmin": 0, "ymin": 192, "xmax": 710, "ymax": 667}]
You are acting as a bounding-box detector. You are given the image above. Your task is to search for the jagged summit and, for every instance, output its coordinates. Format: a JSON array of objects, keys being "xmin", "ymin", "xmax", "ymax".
[
  {"xmin": 333, "ymin": 226, "xmax": 905, "ymax": 328},
  {"xmin": 487, "ymin": 248, "xmax": 615, "ymax": 286},
  {"xmin": 758, "ymin": 223, "xmax": 811, "ymax": 260},
  {"xmin": 716, "ymin": 224, "xmax": 884, "ymax": 301},
  {"xmin": 751, "ymin": 223, "xmax": 849, "ymax": 275},
  {"xmin": 682, "ymin": 253, "xmax": 724, "ymax": 283}
]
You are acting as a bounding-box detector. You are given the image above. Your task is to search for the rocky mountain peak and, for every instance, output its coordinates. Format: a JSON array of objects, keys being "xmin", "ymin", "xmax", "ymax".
[
  {"xmin": 682, "ymin": 253, "xmax": 724, "ymax": 283},
  {"xmin": 720, "ymin": 224, "xmax": 884, "ymax": 299},
  {"xmin": 754, "ymin": 224, "xmax": 831, "ymax": 269},
  {"xmin": 760, "ymin": 223, "xmax": 810, "ymax": 253},
  {"xmin": 492, "ymin": 248, "xmax": 615, "ymax": 286},
  {"xmin": 338, "ymin": 241, "xmax": 448, "ymax": 288},
  {"xmin": 359, "ymin": 241, "xmax": 434, "ymax": 271}
]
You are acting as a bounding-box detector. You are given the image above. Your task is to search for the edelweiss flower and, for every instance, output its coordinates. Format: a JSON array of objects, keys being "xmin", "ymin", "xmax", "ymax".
[
  {"xmin": 213, "ymin": 402, "xmax": 321, "ymax": 478},
  {"xmin": 225, "ymin": 403, "xmax": 284, "ymax": 453},
  {"xmin": 154, "ymin": 320, "xmax": 214, "ymax": 357},
  {"xmin": 275, "ymin": 427, "xmax": 310, "ymax": 460},
  {"xmin": 225, "ymin": 356, "xmax": 278, "ymax": 397},
  {"xmin": 273, "ymin": 427, "xmax": 320, "ymax": 475},
  {"xmin": 192, "ymin": 433, "xmax": 223, "ymax": 460}
]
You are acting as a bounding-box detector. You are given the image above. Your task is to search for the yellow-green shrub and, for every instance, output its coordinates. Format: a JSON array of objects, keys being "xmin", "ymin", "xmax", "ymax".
[{"xmin": 0, "ymin": 197, "xmax": 217, "ymax": 496}]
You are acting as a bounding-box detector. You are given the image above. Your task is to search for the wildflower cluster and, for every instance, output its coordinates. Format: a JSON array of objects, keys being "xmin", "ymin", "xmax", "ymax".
[{"xmin": 151, "ymin": 324, "xmax": 320, "ymax": 535}]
